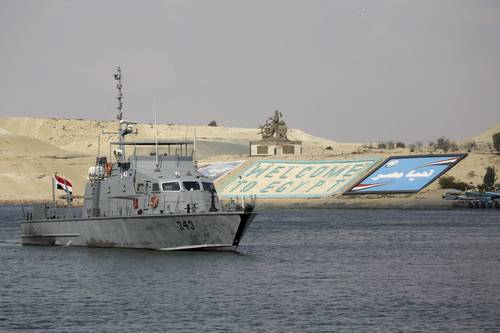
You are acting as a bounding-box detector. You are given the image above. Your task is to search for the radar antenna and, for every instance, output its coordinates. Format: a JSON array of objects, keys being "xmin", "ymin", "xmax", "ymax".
[
  {"xmin": 113, "ymin": 67, "xmax": 137, "ymax": 163},
  {"xmin": 114, "ymin": 67, "xmax": 124, "ymax": 121}
]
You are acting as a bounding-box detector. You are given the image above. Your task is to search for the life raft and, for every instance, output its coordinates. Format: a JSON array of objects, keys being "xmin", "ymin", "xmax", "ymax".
[{"xmin": 150, "ymin": 195, "xmax": 159, "ymax": 209}]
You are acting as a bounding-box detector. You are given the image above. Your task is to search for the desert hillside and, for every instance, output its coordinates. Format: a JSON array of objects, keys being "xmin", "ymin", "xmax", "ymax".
[
  {"xmin": 0, "ymin": 116, "xmax": 342, "ymax": 203},
  {"xmin": 469, "ymin": 124, "xmax": 500, "ymax": 144},
  {"xmin": 0, "ymin": 129, "xmax": 93, "ymax": 203},
  {"xmin": 0, "ymin": 116, "xmax": 498, "ymax": 206},
  {"xmin": 0, "ymin": 117, "xmax": 347, "ymax": 156}
]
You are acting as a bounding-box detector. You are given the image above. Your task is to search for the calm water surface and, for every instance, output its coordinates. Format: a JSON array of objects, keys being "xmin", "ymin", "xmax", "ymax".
[{"xmin": 1, "ymin": 206, "xmax": 499, "ymax": 332}]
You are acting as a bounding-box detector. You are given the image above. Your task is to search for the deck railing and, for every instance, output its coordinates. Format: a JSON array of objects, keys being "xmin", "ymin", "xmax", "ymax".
[{"xmin": 25, "ymin": 195, "xmax": 257, "ymax": 221}]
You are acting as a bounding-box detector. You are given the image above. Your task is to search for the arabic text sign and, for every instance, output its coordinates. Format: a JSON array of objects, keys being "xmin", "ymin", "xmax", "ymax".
[
  {"xmin": 218, "ymin": 159, "xmax": 378, "ymax": 198},
  {"xmin": 345, "ymin": 154, "xmax": 467, "ymax": 194}
]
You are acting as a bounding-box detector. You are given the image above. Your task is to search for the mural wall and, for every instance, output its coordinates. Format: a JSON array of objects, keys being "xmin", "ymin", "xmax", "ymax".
[
  {"xmin": 217, "ymin": 159, "xmax": 379, "ymax": 198},
  {"xmin": 344, "ymin": 154, "xmax": 467, "ymax": 194}
]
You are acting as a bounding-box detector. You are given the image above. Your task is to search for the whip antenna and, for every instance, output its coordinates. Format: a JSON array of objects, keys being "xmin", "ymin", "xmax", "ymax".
[{"xmin": 154, "ymin": 101, "xmax": 159, "ymax": 170}]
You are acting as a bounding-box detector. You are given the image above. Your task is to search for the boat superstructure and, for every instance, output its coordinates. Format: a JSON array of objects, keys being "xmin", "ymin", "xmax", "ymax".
[{"xmin": 22, "ymin": 67, "xmax": 256, "ymax": 250}]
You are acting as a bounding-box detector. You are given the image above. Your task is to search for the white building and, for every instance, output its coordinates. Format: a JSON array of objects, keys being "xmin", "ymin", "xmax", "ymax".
[{"xmin": 250, "ymin": 140, "xmax": 303, "ymax": 156}]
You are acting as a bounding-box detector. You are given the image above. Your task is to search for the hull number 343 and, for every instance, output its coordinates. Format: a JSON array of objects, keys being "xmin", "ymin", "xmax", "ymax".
[{"xmin": 176, "ymin": 221, "xmax": 195, "ymax": 231}]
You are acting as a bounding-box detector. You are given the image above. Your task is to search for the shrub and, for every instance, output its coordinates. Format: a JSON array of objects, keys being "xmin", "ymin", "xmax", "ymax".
[
  {"xmin": 463, "ymin": 141, "xmax": 477, "ymax": 152},
  {"xmin": 483, "ymin": 166, "xmax": 497, "ymax": 191},
  {"xmin": 438, "ymin": 176, "xmax": 469, "ymax": 191},
  {"xmin": 493, "ymin": 132, "xmax": 500, "ymax": 153},
  {"xmin": 208, "ymin": 121, "xmax": 218, "ymax": 127},
  {"xmin": 430, "ymin": 137, "xmax": 460, "ymax": 152},
  {"xmin": 378, "ymin": 141, "xmax": 401, "ymax": 149},
  {"xmin": 434, "ymin": 137, "xmax": 451, "ymax": 152}
]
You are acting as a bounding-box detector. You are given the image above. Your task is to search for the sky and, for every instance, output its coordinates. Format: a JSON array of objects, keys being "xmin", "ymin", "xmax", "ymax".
[{"xmin": 0, "ymin": 0, "xmax": 499, "ymax": 143}]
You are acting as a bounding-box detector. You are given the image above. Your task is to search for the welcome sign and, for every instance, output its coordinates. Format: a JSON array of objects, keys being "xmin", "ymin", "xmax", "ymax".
[{"xmin": 218, "ymin": 159, "xmax": 378, "ymax": 198}]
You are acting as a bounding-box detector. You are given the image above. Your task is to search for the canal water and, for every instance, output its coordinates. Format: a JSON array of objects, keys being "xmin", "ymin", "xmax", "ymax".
[{"xmin": 1, "ymin": 206, "xmax": 499, "ymax": 332}]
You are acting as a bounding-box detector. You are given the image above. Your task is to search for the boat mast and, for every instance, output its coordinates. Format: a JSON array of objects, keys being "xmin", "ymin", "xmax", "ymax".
[
  {"xmin": 114, "ymin": 67, "xmax": 125, "ymax": 162},
  {"xmin": 113, "ymin": 67, "xmax": 137, "ymax": 163}
]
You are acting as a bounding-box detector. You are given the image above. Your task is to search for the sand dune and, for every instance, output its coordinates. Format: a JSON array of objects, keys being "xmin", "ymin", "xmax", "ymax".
[
  {"xmin": 0, "ymin": 116, "xmax": 340, "ymax": 204},
  {"xmin": 0, "ymin": 129, "xmax": 92, "ymax": 203},
  {"xmin": 468, "ymin": 124, "xmax": 500, "ymax": 144},
  {"xmin": 0, "ymin": 116, "xmax": 498, "ymax": 205},
  {"xmin": 194, "ymin": 140, "xmax": 248, "ymax": 160},
  {"xmin": 0, "ymin": 132, "xmax": 70, "ymax": 157},
  {"xmin": 0, "ymin": 154, "xmax": 93, "ymax": 203},
  {"xmin": 0, "ymin": 117, "xmax": 341, "ymax": 156}
]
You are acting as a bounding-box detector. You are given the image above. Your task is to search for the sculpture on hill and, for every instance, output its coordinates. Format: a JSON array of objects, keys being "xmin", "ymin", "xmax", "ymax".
[{"xmin": 258, "ymin": 110, "xmax": 288, "ymax": 141}]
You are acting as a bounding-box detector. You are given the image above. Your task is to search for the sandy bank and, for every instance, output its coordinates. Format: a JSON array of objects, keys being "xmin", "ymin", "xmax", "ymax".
[
  {"xmin": 0, "ymin": 197, "xmax": 465, "ymax": 211},
  {"xmin": 0, "ymin": 117, "xmax": 498, "ymax": 209}
]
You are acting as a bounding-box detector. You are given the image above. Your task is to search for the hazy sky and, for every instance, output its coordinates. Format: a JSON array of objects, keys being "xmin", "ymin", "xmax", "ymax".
[{"xmin": 1, "ymin": 0, "xmax": 499, "ymax": 143}]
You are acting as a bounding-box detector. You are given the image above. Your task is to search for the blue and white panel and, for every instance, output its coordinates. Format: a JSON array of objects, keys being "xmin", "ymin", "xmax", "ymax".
[{"xmin": 345, "ymin": 154, "xmax": 467, "ymax": 194}]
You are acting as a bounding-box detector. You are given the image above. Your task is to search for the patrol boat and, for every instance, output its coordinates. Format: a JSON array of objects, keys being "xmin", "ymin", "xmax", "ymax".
[{"xmin": 21, "ymin": 67, "xmax": 256, "ymax": 250}]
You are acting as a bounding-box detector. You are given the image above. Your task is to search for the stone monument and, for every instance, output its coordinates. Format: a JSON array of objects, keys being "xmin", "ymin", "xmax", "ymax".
[{"xmin": 250, "ymin": 110, "xmax": 302, "ymax": 156}]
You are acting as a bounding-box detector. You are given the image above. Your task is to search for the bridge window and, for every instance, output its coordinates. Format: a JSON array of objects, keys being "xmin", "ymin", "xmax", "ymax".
[
  {"xmin": 183, "ymin": 181, "xmax": 200, "ymax": 191},
  {"xmin": 136, "ymin": 183, "xmax": 144, "ymax": 193},
  {"xmin": 202, "ymin": 182, "xmax": 215, "ymax": 191},
  {"xmin": 162, "ymin": 182, "xmax": 180, "ymax": 191},
  {"xmin": 152, "ymin": 183, "xmax": 160, "ymax": 192}
]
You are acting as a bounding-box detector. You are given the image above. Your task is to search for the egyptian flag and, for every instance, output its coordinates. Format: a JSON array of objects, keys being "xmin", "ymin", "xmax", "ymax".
[{"xmin": 55, "ymin": 175, "xmax": 73, "ymax": 194}]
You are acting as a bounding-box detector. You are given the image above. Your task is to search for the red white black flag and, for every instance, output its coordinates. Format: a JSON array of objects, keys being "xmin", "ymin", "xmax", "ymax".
[{"xmin": 54, "ymin": 175, "xmax": 73, "ymax": 194}]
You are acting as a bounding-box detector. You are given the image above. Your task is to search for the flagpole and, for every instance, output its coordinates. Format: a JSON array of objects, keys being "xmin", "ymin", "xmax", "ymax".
[
  {"xmin": 52, "ymin": 175, "xmax": 56, "ymax": 218},
  {"xmin": 193, "ymin": 128, "xmax": 197, "ymax": 164},
  {"xmin": 63, "ymin": 177, "xmax": 72, "ymax": 218}
]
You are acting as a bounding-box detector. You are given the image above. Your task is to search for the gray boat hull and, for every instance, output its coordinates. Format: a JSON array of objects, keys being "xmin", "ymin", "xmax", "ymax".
[{"xmin": 21, "ymin": 212, "xmax": 255, "ymax": 251}]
